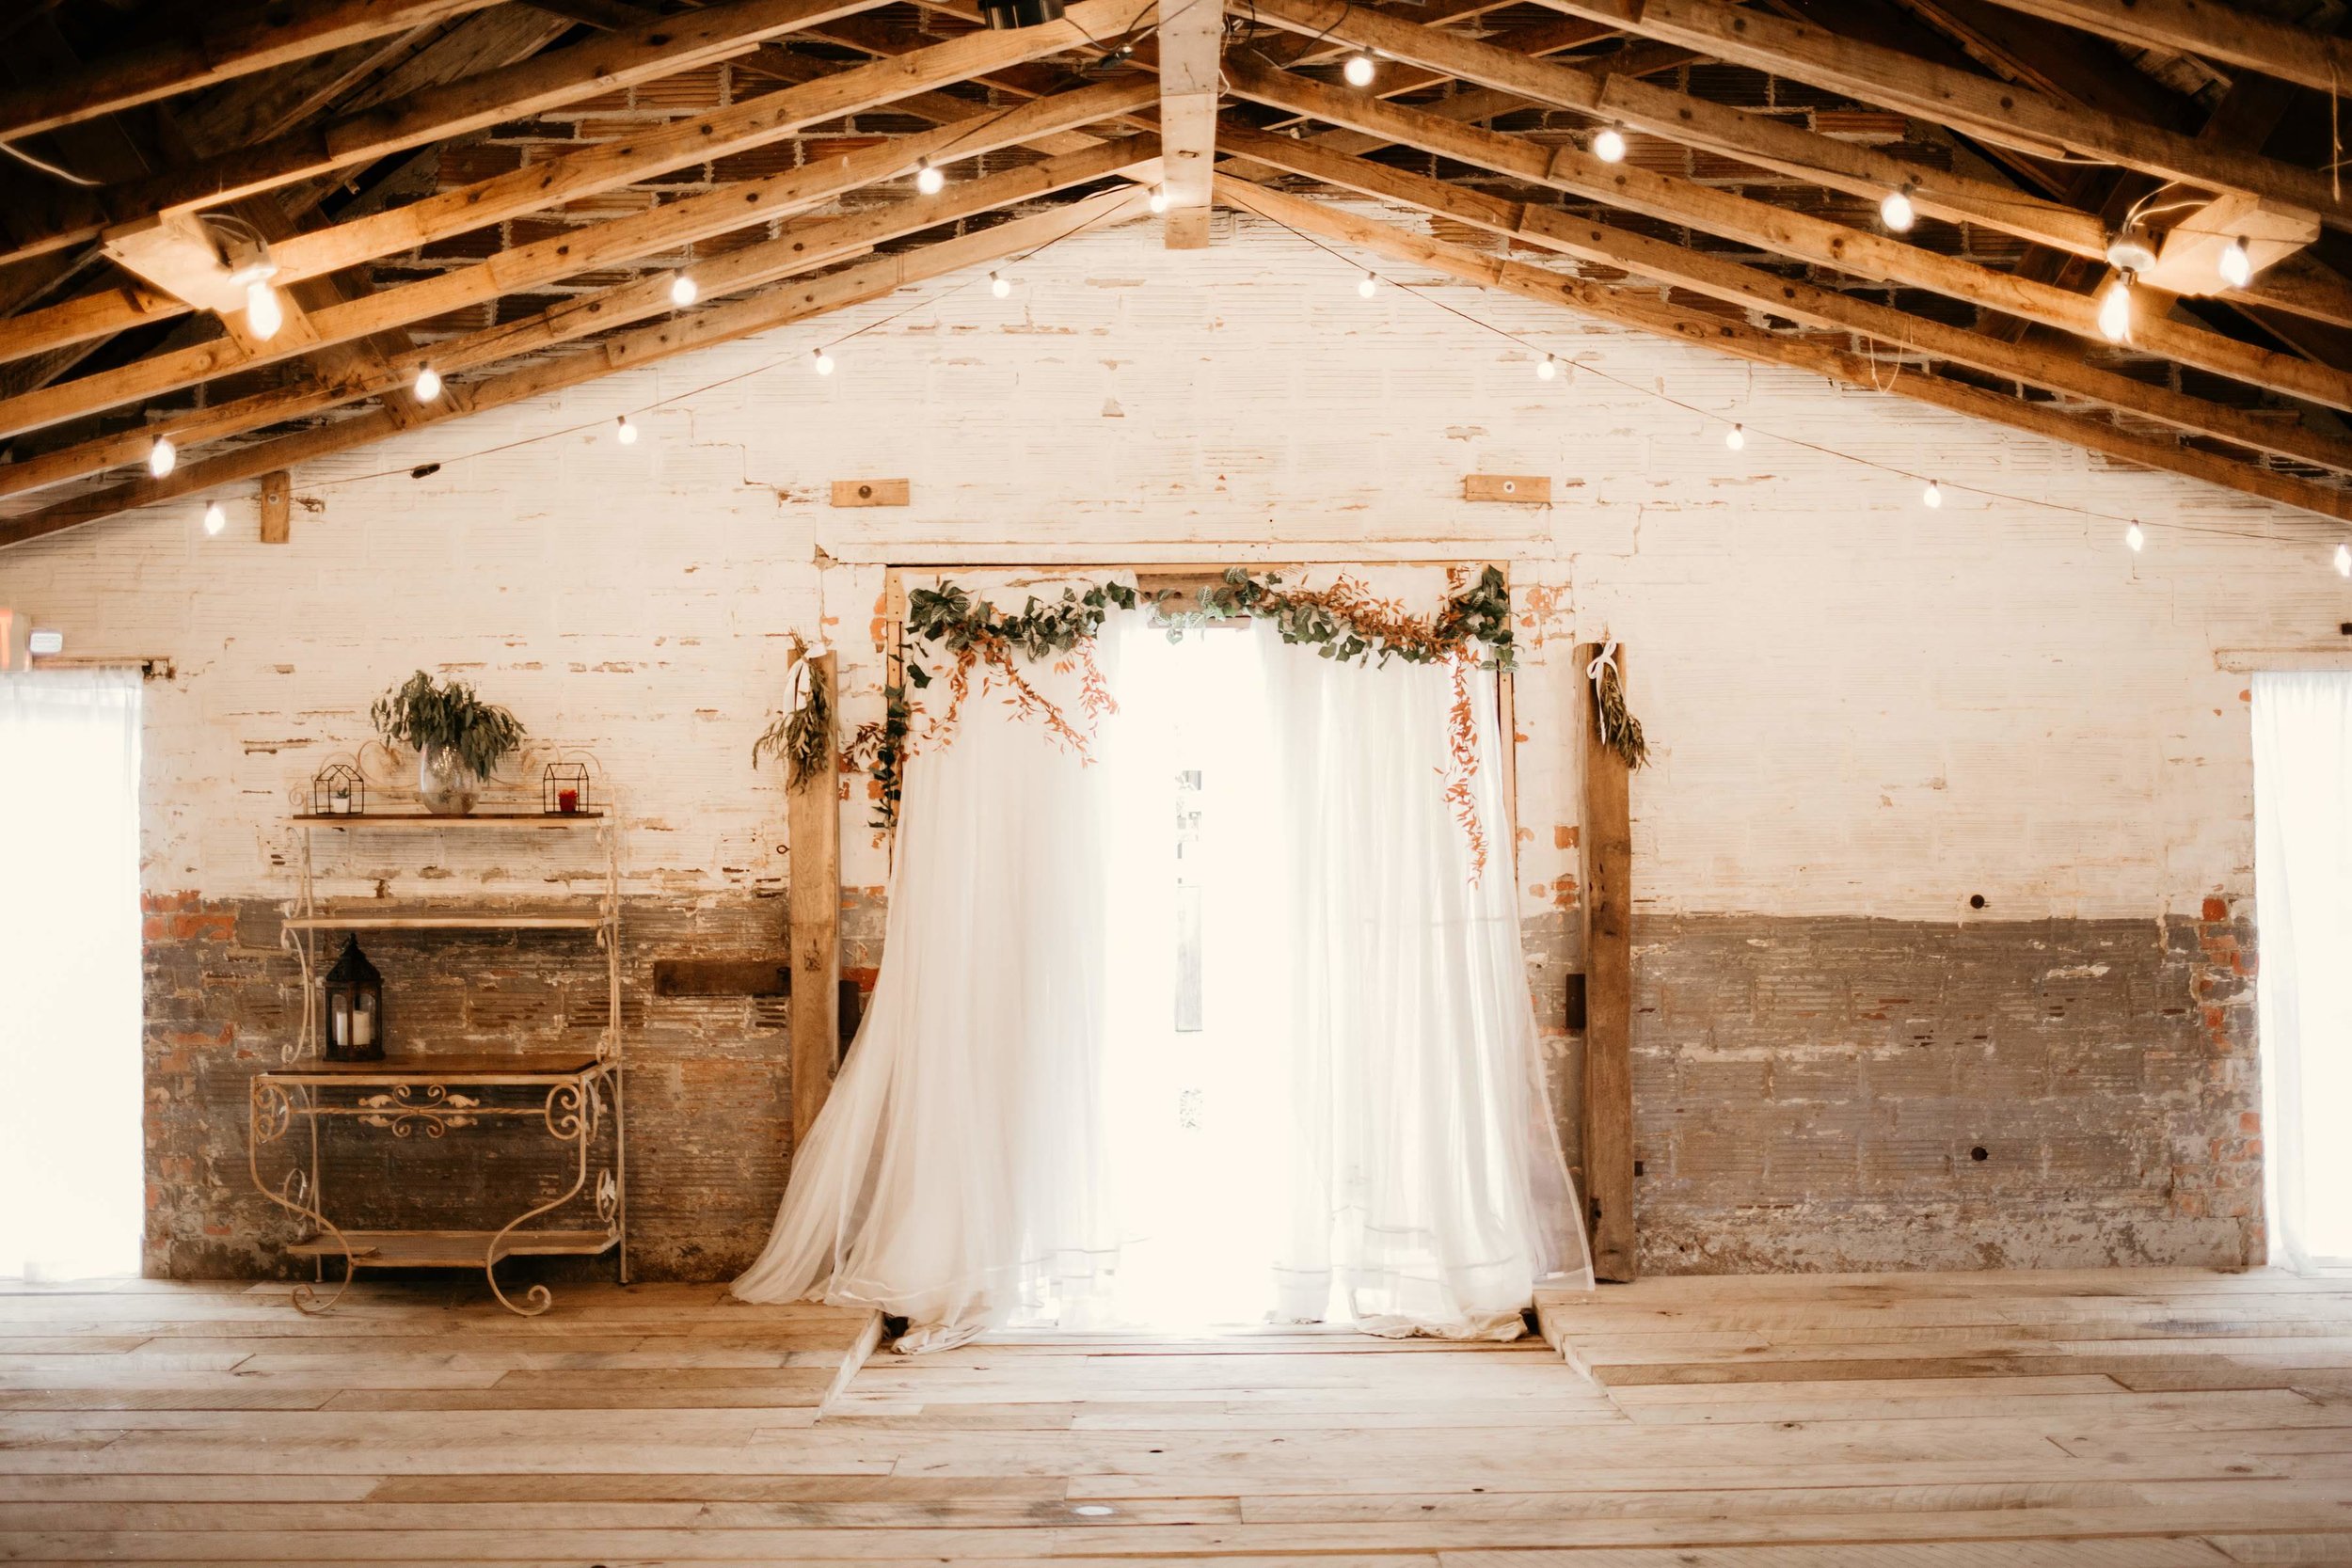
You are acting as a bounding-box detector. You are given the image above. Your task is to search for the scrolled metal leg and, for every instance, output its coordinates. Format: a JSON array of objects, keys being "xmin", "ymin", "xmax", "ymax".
[
  {"xmin": 248, "ymin": 1080, "xmax": 358, "ymax": 1316},
  {"xmin": 484, "ymin": 1079, "xmax": 597, "ymax": 1318}
]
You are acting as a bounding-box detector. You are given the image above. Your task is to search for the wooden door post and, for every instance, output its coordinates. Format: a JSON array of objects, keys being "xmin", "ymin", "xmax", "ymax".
[
  {"xmin": 787, "ymin": 650, "xmax": 841, "ymax": 1149},
  {"xmin": 1575, "ymin": 641, "xmax": 1637, "ymax": 1282}
]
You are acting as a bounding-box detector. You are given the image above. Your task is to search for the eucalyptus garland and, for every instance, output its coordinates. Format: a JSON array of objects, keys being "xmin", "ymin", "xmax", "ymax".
[
  {"xmin": 753, "ymin": 636, "xmax": 833, "ymax": 791},
  {"xmin": 1164, "ymin": 564, "xmax": 1515, "ymax": 672}
]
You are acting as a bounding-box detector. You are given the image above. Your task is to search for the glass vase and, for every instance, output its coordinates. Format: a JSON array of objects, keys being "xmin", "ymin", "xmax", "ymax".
[{"xmin": 417, "ymin": 744, "xmax": 480, "ymax": 816}]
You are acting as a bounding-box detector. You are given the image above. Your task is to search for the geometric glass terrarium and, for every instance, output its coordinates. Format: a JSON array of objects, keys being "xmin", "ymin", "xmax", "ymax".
[
  {"xmin": 543, "ymin": 760, "xmax": 590, "ymax": 816},
  {"xmin": 310, "ymin": 762, "xmax": 364, "ymax": 817}
]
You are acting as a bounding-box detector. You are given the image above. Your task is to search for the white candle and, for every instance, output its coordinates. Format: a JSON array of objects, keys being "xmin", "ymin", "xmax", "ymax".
[{"xmin": 353, "ymin": 1006, "xmax": 375, "ymax": 1047}]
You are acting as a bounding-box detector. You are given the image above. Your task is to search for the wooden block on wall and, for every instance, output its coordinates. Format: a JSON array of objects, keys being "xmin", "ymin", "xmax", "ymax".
[
  {"xmin": 1464, "ymin": 473, "xmax": 1550, "ymax": 505},
  {"xmin": 830, "ymin": 479, "xmax": 909, "ymax": 508},
  {"xmin": 258, "ymin": 470, "xmax": 292, "ymax": 544}
]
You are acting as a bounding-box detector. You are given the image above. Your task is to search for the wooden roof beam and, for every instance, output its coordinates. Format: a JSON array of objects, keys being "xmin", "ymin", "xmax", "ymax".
[
  {"xmin": 1962, "ymin": 0, "xmax": 2352, "ymax": 98},
  {"xmin": 1224, "ymin": 58, "xmax": 2352, "ymax": 414},
  {"xmin": 0, "ymin": 0, "xmax": 897, "ymax": 271},
  {"xmin": 0, "ymin": 0, "xmax": 507, "ymax": 144},
  {"xmin": 0, "ymin": 185, "xmax": 1153, "ymax": 550},
  {"xmin": 1214, "ymin": 175, "xmax": 2352, "ymax": 525},
  {"xmin": 1157, "ymin": 0, "xmax": 1218, "ymax": 245},
  {"xmin": 0, "ymin": 133, "xmax": 1156, "ymax": 500},
  {"xmin": 0, "ymin": 82, "xmax": 1155, "ymax": 442},
  {"xmin": 1219, "ymin": 121, "xmax": 2352, "ymax": 475},
  {"xmin": 1534, "ymin": 0, "xmax": 2352, "ymax": 230}
]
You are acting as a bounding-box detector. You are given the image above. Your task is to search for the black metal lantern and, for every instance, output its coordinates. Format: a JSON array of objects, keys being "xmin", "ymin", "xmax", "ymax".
[{"xmin": 323, "ymin": 937, "xmax": 385, "ymax": 1062}]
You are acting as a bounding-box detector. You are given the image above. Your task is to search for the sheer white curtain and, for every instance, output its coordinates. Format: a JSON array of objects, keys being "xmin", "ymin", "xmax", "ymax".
[
  {"xmin": 0, "ymin": 670, "xmax": 145, "ymax": 1281},
  {"xmin": 2252, "ymin": 672, "xmax": 2352, "ymax": 1273},
  {"xmin": 733, "ymin": 577, "xmax": 1132, "ymax": 1350}
]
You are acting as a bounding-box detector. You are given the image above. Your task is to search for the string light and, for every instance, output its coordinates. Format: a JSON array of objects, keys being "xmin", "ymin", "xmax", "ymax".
[
  {"xmin": 1880, "ymin": 184, "xmax": 1916, "ymax": 233},
  {"xmin": 244, "ymin": 281, "xmax": 283, "ymax": 341},
  {"xmin": 614, "ymin": 414, "xmax": 638, "ymax": 445},
  {"xmin": 670, "ymin": 274, "xmax": 699, "ymax": 307},
  {"xmin": 1343, "ymin": 52, "xmax": 1376, "ymax": 86},
  {"xmin": 2218, "ymin": 236, "xmax": 2253, "ymax": 289},
  {"xmin": 2337, "ymin": 541, "xmax": 2350, "ymax": 578},
  {"xmin": 1591, "ymin": 125, "xmax": 1627, "ymax": 163},
  {"xmin": 202, "ymin": 500, "xmax": 226, "ymax": 536},
  {"xmin": 2098, "ymin": 276, "xmax": 2134, "ymax": 343},
  {"xmin": 1357, "ymin": 271, "xmax": 1378, "ymax": 298},
  {"xmin": 1921, "ymin": 479, "xmax": 1943, "ymax": 509},
  {"xmin": 2126, "ymin": 519, "xmax": 2145, "ymax": 552},
  {"xmin": 147, "ymin": 435, "xmax": 176, "ymax": 478},
  {"xmin": 1148, "ymin": 185, "xmax": 1169, "ymax": 214},
  {"xmin": 812, "ymin": 347, "xmax": 835, "ymax": 375},
  {"xmin": 413, "ymin": 364, "xmax": 442, "ymax": 402},
  {"xmin": 990, "ymin": 271, "xmax": 1011, "ymax": 298},
  {"xmin": 914, "ymin": 158, "xmax": 945, "ymax": 195},
  {"xmin": 1725, "ymin": 422, "xmax": 1745, "ymax": 451},
  {"xmin": 1536, "ymin": 353, "xmax": 1558, "ymax": 380}
]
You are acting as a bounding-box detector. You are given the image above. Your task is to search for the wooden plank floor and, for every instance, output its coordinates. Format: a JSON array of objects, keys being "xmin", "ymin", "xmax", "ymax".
[{"xmin": 2, "ymin": 1268, "xmax": 2349, "ymax": 1562}]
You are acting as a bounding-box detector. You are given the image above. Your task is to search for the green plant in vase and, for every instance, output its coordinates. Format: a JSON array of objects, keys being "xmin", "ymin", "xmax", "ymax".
[{"xmin": 371, "ymin": 671, "xmax": 526, "ymax": 816}]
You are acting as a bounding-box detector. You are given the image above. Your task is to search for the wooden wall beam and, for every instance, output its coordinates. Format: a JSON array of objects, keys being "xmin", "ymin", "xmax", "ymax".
[
  {"xmin": 788, "ymin": 650, "xmax": 842, "ymax": 1147},
  {"xmin": 1155, "ymin": 0, "xmax": 1218, "ymax": 245},
  {"xmin": 1217, "ymin": 67, "xmax": 2352, "ymax": 416},
  {"xmin": 0, "ymin": 0, "xmax": 897, "ymax": 271},
  {"xmin": 1534, "ymin": 0, "xmax": 2351, "ymax": 229},
  {"xmin": 0, "ymin": 0, "xmax": 504, "ymax": 143},
  {"xmin": 1574, "ymin": 641, "xmax": 1635, "ymax": 1283},
  {"xmin": 0, "ymin": 184, "xmax": 1152, "ymax": 549},
  {"xmin": 1964, "ymin": 0, "xmax": 2352, "ymax": 99},
  {"xmin": 0, "ymin": 85, "xmax": 1153, "ymax": 441},
  {"xmin": 1210, "ymin": 177, "xmax": 2352, "ymax": 524},
  {"xmin": 1216, "ymin": 103, "xmax": 2352, "ymax": 477}
]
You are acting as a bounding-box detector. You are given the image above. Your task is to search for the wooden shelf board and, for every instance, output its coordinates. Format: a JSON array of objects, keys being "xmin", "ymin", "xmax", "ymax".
[
  {"xmin": 293, "ymin": 812, "xmax": 603, "ymax": 828},
  {"xmin": 283, "ymin": 911, "xmax": 606, "ymax": 931},
  {"xmin": 287, "ymin": 1228, "xmax": 619, "ymax": 1267},
  {"xmin": 261, "ymin": 1052, "xmax": 608, "ymax": 1083}
]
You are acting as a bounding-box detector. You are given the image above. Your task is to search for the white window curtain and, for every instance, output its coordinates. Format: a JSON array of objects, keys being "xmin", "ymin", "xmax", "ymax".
[
  {"xmin": 735, "ymin": 575, "xmax": 1588, "ymax": 1345},
  {"xmin": 0, "ymin": 669, "xmax": 145, "ymax": 1281},
  {"xmin": 2252, "ymin": 672, "xmax": 2352, "ymax": 1274}
]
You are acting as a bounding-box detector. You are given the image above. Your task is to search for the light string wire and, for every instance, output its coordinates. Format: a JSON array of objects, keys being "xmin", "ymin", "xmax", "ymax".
[
  {"xmin": 298, "ymin": 191, "xmax": 1124, "ymax": 495},
  {"xmin": 1239, "ymin": 196, "xmax": 2347, "ymax": 551}
]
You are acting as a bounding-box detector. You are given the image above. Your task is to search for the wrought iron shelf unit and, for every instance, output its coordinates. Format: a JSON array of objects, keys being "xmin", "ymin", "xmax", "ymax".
[{"xmin": 252, "ymin": 775, "xmax": 627, "ymax": 1317}]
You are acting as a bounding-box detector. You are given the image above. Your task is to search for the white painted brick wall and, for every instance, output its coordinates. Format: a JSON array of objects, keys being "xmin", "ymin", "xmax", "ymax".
[{"xmin": 0, "ymin": 205, "xmax": 2338, "ymax": 923}]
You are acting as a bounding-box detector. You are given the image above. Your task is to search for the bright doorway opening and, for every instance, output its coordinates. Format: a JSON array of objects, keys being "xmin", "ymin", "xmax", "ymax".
[{"xmin": 0, "ymin": 671, "xmax": 145, "ymax": 1282}]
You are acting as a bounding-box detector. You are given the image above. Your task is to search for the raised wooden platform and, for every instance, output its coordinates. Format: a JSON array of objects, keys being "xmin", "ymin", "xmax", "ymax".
[{"xmin": 0, "ymin": 1269, "xmax": 2346, "ymax": 1560}]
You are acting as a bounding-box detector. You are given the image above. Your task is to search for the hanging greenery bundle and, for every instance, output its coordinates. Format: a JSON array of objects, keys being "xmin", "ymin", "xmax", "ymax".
[
  {"xmin": 753, "ymin": 635, "xmax": 834, "ymax": 791},
  {"xmin": 1585, "ymin": 641, "xmax": 1649, "ymax": 772}
]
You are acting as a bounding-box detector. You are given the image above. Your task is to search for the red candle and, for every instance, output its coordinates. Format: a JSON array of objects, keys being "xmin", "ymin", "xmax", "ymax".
[{"xmin": 558, "ymin": 788, "xmax": 580, "ymax": 814}]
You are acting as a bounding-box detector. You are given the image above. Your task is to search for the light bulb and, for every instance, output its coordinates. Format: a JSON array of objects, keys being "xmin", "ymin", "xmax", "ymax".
[
  {"xmin": 1343, "ymin": 52, "xmax": 1375, "ymax": 86},
  {"xmin": 202, "ymin": 500, "xmax": 226, "ymax": 536},
  {"xmin": 244, "ymin": 280, "xmax": 283, "ymax": 341},
  {"xmin": 2218, "ymin": 236, "xmax": 2252, "ymax": 289},
  {"xmin": 670, "ymin": 274, "xmax": 698, "ymax": 307},
  {"xmin": 812, "ymin": 347, "xmax": 834, "ymax": 376},
  {"xmin": 413, "ymin": 364, "xmax": 441, "ymax": 402},
  {"xmin": 1725, "ymin": 422, "xmax": 1745, "ymax": 451},
  {"xmin": 2336, "ymin": 541, "xmax": 2349, "ymax": 578},
  {"xmin": 1880, "ymin": 186, "xmax": 1915, "ymax": 232},
  {"xmin": 914, "ymin": 159, "xmax": 945, "ymax": 195},
  {"xmin": 1357, "ymin": 272, "xmax": 1377, "ymax": 298},
  {"xmin": 1921, "ymin": 479, "xmax": 1943, "ymax": 509},
  {"xmin": 991, "ymin": 271, "xmax": 1010, "ymax": 298},
  {"xmin": 2125, "ymin": 519, "xmax": 2145, "ymax": 552},
  {"xmin": 1537, "ymin": 354, "xmax": 1557, "ymax": 380},
  {"xmin": 2098, "ymin": 276, "xmax": 2133, "ymax": 343},
  {"xmin": 615, "ymin": 415, "xmax": 638, "ymax": 446},
  {"xmin": 148, "ymin": 435, "xmax": 177, "ymax": 478},
  {"xmin": 1149, "ymin": 185, "xmax": 1169, "ymax": 214},
  {"xmin": 1592, "ymin": 126, "xmax": 1627, "ymax": 163}
]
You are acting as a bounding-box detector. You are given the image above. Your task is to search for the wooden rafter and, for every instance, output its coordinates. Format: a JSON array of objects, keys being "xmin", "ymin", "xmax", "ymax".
[
  {"xmin": 1223, "ymin": 59, "xmax": 2352, "ymax": 414},
  {"xmin": 1536, "ymin": 0, "xmax": 2352, "ymax": 228},
  {"xmin": 1963, "ymin": 0, "xmax": 2352, "ymax": 98},
  {"xmin": 1214, "ymin": 175, "xmax": 2352, "ymax": 524},
  {"xmin": 0, "ymin": 186, "xmax": 1153, "ymax": 549},
  {"xmin": 0, "ymin": 0, "xmax": 897, "ymax": 269},
  {"xmin": 1219, "ymin": 120, "xmax": 2352, "ymax": 476},
  {"xmin": 1157, "ymin": 0, "xmax": 1220, "ymax": 246},
  {"xmin": 0, "ymin": 0, "xmax": 507, "ymax": 144}
]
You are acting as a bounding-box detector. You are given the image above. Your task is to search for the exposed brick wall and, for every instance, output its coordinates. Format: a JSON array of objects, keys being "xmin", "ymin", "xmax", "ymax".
[{"xmin": 5, "ymin": 212, "xmax": 2324, "ymax": 1279}]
